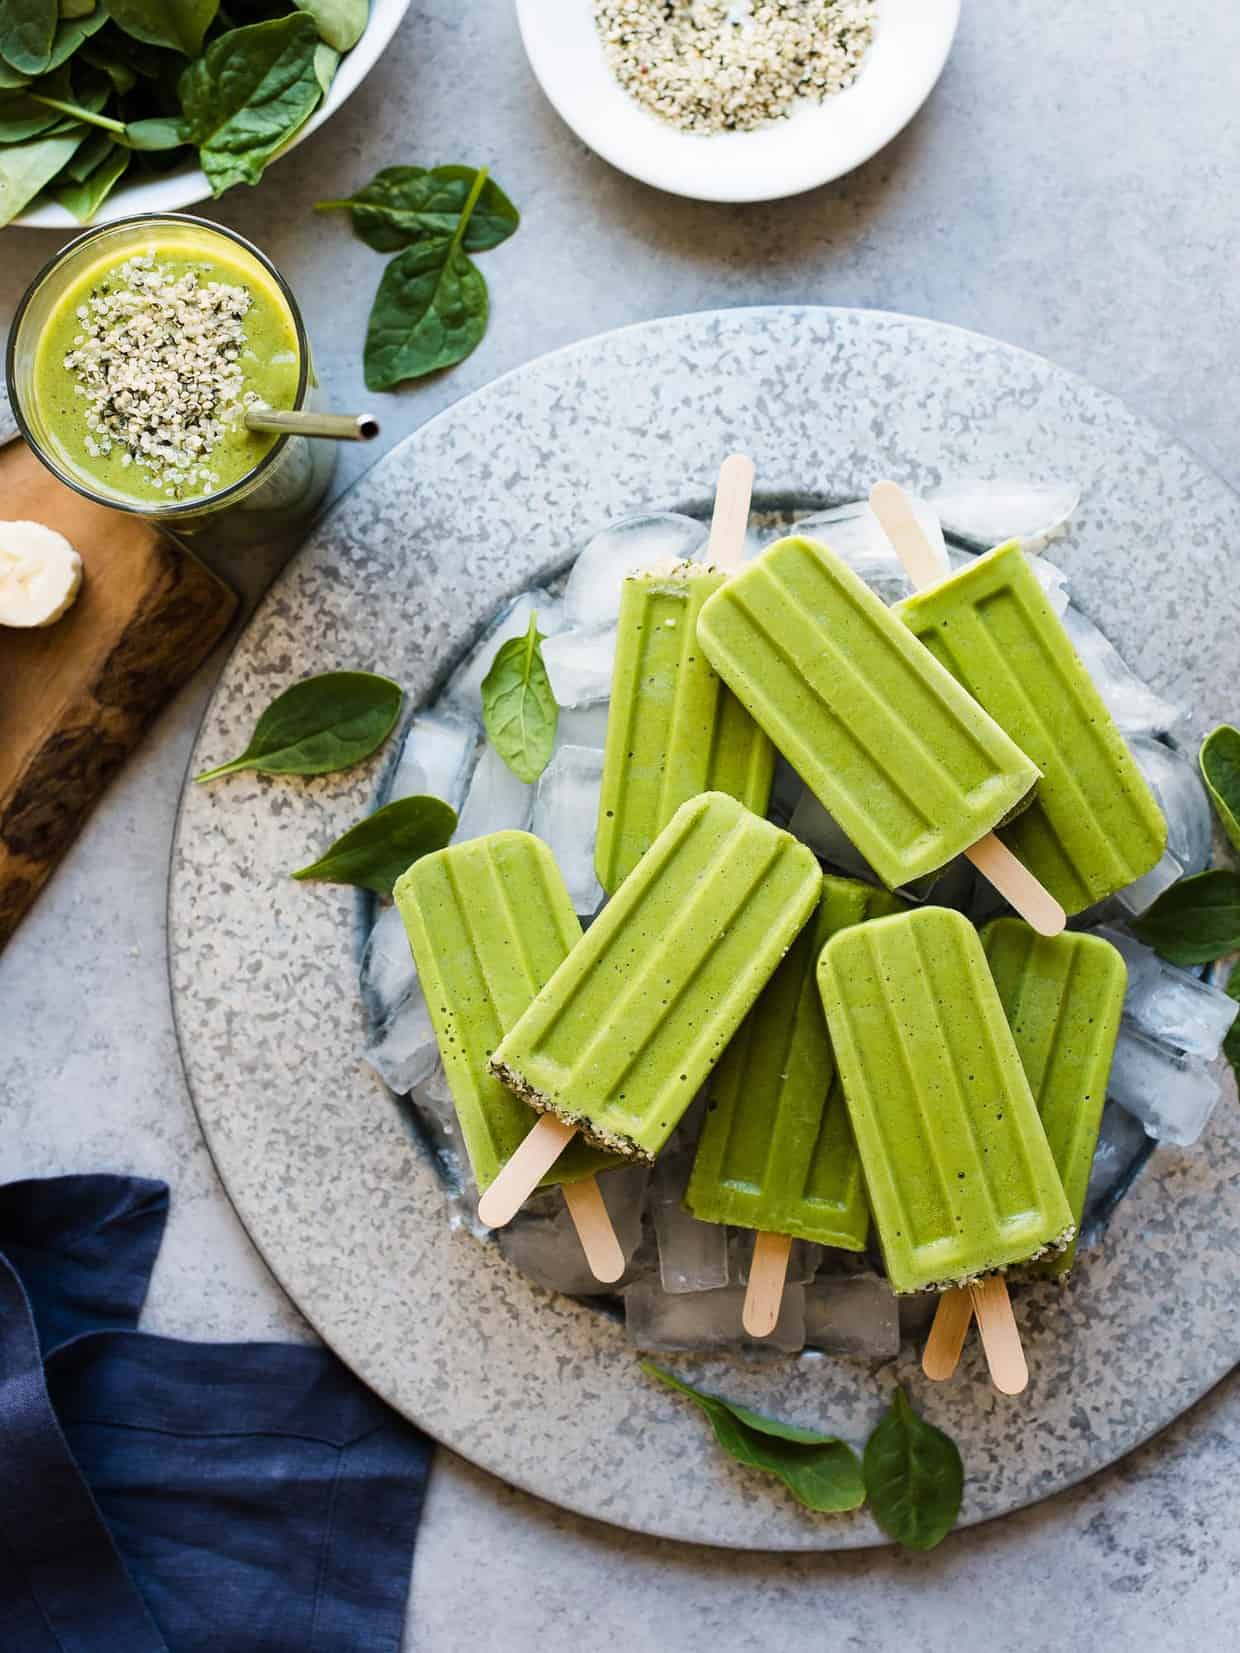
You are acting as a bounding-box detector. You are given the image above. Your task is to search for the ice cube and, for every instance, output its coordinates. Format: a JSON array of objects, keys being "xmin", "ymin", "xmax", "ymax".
[
  {"xmin": 1129, "ymin": 736, "xmax": 1213, "ymax": 875},
  {"xmin": 563, "ymin": 512, "xmax": 709, "ymax": 632},
  {"xmin": 1107, "ymin": 1021, "xmax": 1223, "ymax": 1146},
  {"xmin": 1025, "ymin": 552, "xmax": 1071, "ymax": 616},
  {"xmin": 442, "ymin": 590, "xmax": 563, "ymax": 716},
  {"xmin": 498, "ymin": 1164, "xmax": 649, "ymax": 1297},
  {"xmin": 1094, "ymin": 927, "xmax": 1239, "ymax": 1060},
  {"xmin": 788, "ymin": 790, "xmax": 877, "ymax": 881},
  {"xmin": 1061, "ymin": 605, "xmax": 1182, "ymax": 736},
  {"xmin": 530, "ymin": 745, "xmax": 605, "ymax": 915},
  {"xmin": 651, "ymin": 1150, "xmax": 729, "ymax": 1294},
  {"xmin": 728, "ymin": 1230, "xmax": 820, "ymax": 1286},
  {"xmin": 556, "ymin": 703, "xmax": 610, "ymax": 750},
  {"xmin": 359, "ymin": 903, "xmax": 416, "ymax": 1024},
  {"xmin": 541, "ymin": 627, "xmax": 617, "ymax": 708},
  {"xmin": 387, "ymin": 709, "xmax": 480, "ymax": 813},
  {"xmin": 1111, "ymin": 848, "xmax": 1185, "ymax": 919},
  {"xmin": 452, "ymin": 745, "xmax": 534, "ymax": 842},
  {"xmin": 929, "ymin": 479, "xmax": 1080, "ymax": 551},
  {"xmin": 364, "ymin": 979, "xmax": 438, "ymax": 1093},
  {"xmin": 803, "ymin": 1274, "xmax": 899, "ymax": 1358},
  {"xmin": 624, "ymin": 1278, "xmax": 806, "ymax": 1354},
  {"xmin": 1080, "ymin": 1100, "xmax": 1155, "ymax": 1244},
  {"xmin": 792, "ymin": 495, "xmax": 947, "ymax": 588}
]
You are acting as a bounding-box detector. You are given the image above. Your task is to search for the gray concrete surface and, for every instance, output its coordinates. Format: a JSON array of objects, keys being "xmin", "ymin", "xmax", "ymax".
[{"xmin": 3, "ymin": 1, "xmax": 1239, "ymax": 1647}]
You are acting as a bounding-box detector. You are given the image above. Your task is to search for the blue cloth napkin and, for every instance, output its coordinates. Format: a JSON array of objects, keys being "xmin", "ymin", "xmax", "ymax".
[{"xmin": 0, "ymin": 1176, "xmax": 431, "ymax": 1653}]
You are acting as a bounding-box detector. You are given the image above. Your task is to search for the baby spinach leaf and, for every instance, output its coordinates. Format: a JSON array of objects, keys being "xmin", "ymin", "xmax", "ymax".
[
  {"xmin": 59, "ymin": 0, "xmax": 98, "ymax": 19},
  {"xmin": 118, "ymin": 114, "xmax": 187, "ymax": 148},
  {"xmin": 0, "ymin": 0, "xmax": 58, "ymax": 76},
  {"xmin": 293, "ymin": 796, "xmax": 456, "ymax": 895},
  {"xmin": 53, "ymin": 134, "xmax": 126, "ymax": 217},
  {"xmin": 195, "ymin": 670, "xmax": 402, "ymax": 782},
  {"xmin": 43, "ymin": 4, "xmax": 108, "ymax": 68},
  {"xmin": 644, "ymin": 1364, "xmax": 865, "ymax": 1514},
  {"xmin": 104, "ymin": 0, "xmax": 218, "ymax": 56},
  {"xmin": 0, "ymin": 76, "xmax": 71, "ymax": 141},
  {"xmin": 481, "ymin": 612, "xmax": 558, "ymax": 784},
  {"xmin": 1130, "ymin": 869, "xmax": 1240, "ymax": 965},
  {"xmin": 312, "ymin": 38, "xmax": 336, "ymax": 93},
  {"xmin": 292, "ymin": 0, "xmax": 365, "ymax": 53},
  {"xmin": 317, "ymin": 163, "xmax": 519, "ymax": 254},
  {"xmin": 863, "ymin": 1387, "xmax": 963, "ymax": 1551},
  {"xmin": 178, "ymin": 12, "xmax": 321, "ymax": 194},
  {"xmin": 63, "ymin": 123, "xmax": 114, "ymax": 178},
  {"xmin": 0, "ymin": 125, "xmax": 84, "ymax": 223},
  {"xmin": 78, "ymin": 38, "xmax": 137, "ymax": 93},
  {"xmin": 1201, "ymin": 725, "xmax": 1240, "ymax": 854},
  {"xmin": 1224, "ymin": 962, "xmax": 1240, "ymax": 1084}
]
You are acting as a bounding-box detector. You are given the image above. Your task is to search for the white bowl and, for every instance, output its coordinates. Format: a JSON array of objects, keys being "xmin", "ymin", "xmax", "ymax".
[
  {"xmin": 515, "ymin": 0, "xmax": 960, "ymax": 203},
  {"xmin": 14, "ymin": 0, "xmax": 412, "ymax": 230}
]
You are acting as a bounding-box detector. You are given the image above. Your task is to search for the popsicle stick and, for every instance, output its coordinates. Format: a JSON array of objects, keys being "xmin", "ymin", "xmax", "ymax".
[
  {"xmin": 868, "ymin": 479, "xmax": 947, "ymax": 587},
  {"xmin": 562, "ymin": 1177, "xmax": 626, "ymax": 1283},
  {"xmin": 869, "ymin": 478, "xmax": 1067, "ymax": 939},
  {"xmin": 477, "ymin": 1113, "xmax": 578, "ymax": 1229},
  {"xmin": 922, "ymin": 1286, "xmax": 973, "ymax": 1382},
  {"xmin": 742, "ymin": 1231, "xmax": 793, "ymax": 1337},
  {"xmin": 964, "ymin": 835, "xmax": 1065, "ymax": 936},
  {"xmin": 708, "ymin": 452, "xmax": 756, "ymax": 572},
  {"xmin": 969, "ymin": 1275, "xmax": 1029, "ymax": 1395}
]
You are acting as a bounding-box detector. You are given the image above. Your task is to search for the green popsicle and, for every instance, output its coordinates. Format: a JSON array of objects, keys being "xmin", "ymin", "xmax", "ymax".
[
  {"xmin": 818, "ymin": 907, "xmax": 1075, "ymax": 1293},
  {"xmin": 982, "ymin": 918, "xmax": 1126, "ymax": 1277}
]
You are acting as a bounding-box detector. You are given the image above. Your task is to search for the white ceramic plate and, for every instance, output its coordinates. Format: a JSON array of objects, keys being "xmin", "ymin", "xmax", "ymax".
[
  {"xmin": 515, "ymin": 0, "xmax": 960, "ymax": 202},
  {"xmin": 14, "ymin": 0, "xmax": 412, "ymax": 230}
]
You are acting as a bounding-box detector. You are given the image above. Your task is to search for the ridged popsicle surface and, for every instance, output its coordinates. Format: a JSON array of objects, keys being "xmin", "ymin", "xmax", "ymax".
[
  {"xmin": 688, "ymin": 875, "xmax": 907, "ymax": 1248},
  {"xmin": 595, "ymin": 567, "xmax": 775, "ymax": 894},
  {"xmin": 492, "ymin": 793, "xmax": 822, "ymax": 1161},
  {"xmin": 897, "ymin": 541, "xmax": 1166, "ymax": 913},
  {"xmin": 818, "ymin": 907, "xmax": 1074, "ymax": 1292},
  {"xmin": 983, "ymin": 917, "xmax": 1126, "ymax": 1276},
  {"xmin": 697, "ymin": 536, "xmax": 1040, "ymax": 889},
  {"xmin": 394, "ymin": 831, "xmax": 618, "ymax": 1190}
]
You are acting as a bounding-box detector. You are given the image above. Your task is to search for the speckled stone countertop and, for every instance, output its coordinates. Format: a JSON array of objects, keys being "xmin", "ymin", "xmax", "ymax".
[{"xmin": 3, "ymin": 2, "xmax": 1239, "ymax": 1647}]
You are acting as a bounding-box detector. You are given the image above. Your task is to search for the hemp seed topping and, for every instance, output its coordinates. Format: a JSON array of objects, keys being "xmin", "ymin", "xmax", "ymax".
[
  {"xmin": 593, "ymin": 0, "xmax": 878, "ymax": 135},
  {"xmin": 61, "ymin": 255, "xmax": 263, "ymax": 498}
]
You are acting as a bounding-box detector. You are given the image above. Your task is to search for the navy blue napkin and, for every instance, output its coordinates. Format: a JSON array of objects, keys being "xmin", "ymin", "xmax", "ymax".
[{"xmin": 0, "ymin": 1176, "xmax": 431, "ymax": 1653}]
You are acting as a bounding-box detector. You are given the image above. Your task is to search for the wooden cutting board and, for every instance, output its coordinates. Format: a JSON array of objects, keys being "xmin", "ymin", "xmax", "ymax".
[{"xmin": 0, "ymin": 440, "xmax": 238, "ymax": 951}]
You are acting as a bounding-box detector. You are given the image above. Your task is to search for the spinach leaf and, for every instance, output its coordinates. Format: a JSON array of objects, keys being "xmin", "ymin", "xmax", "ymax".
[
  {"xmin": 0, "ymin": 60, "xmax": 31, "ymax": 88},
  {"xmin": 1200, "ymin": 725, "xmax": 1240, "ymax": 854},
  {"xmin": 104, "ymin": 0, "xmax": 218, "ymax": 56},
  {"xmin": 118, "ymin": 114, "xmax": 187, "ymax": 148},
  {"xmin": 59, "ymin": 0, "xmax": 98, "ymax": 18},
  {"xmin": 1224, "ymin": 961, "xmax": 1240, "ymax": 1084},
  {"xmin": 643, "ymin": 1364, "xmax": 865, "ymax": 1514},
  {"xmin": 481, "ymin": 612, "xmax": 558, "ymax": 784},
  {"xmin": 312, "ymin": 38, "xmax": 336, "ymax": 93},
  {"xmin": 63, "ymin": 123, "xmax": 114, "ymax": 177},
  {"xmin": 195, "ymin": 670, "xmax": 402, "ymax": 782},
  {"xmin": 317, "ymin": 163, "xmax": 519, "ymax": 254},
  {"xmin": 53, "ymin": 134, "xmax": 126, "ymax": 217},
  {"xmin": 362, "ymin": 166, "xmax": 494, "ymax": 389},
  {"xmin": 179, "ymin": 12, "xmax": 321, "ymax": 194},
  {"xmin": 0, "ymin": 75, "xmax": 70, "ymax": 140},
  {"xmin": 292, "ymin": 795, "xmax": 456, "ymax": 895},
  {"xmin": 0, "ymin": 0, "xmax": 58, "ymax": 76},
  {"xmin": 0, "ymin": 125, "xmax": 83, "ymax": 223},
  {"xmin": 292, "ymin": 0, "xmax": 365, "ymax": 53},
  {"xmin": 78, "ymin": 38, "xmax": 137, "ymax": 92},
  {"xmin": 863, "ymin": 1386, "xmax": 963, "ymax": 1551},
  {"xmin": 1130, "ymin": 869, "xmax": 1240, "ymax": 965},
  {"xmin": 43, "ymin": 5, "xmax": 106, "ymax": 68}
]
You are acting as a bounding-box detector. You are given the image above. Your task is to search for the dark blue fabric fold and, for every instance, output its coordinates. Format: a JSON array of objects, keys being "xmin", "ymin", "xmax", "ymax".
[{"xmin": 0, "ymin": 1175, "xmax": 431, "ymax": 1653}]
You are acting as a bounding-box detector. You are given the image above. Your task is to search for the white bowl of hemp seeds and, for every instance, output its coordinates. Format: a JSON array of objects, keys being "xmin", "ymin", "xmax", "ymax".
[{"xmin": 515, "ymin": 0, "xmax": 960, "ymax": 203}]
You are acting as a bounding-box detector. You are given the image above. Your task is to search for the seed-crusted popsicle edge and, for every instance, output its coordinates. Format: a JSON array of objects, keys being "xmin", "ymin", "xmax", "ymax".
[
  {"xmin": 892, "ymin": 1225, "xmax": 1078, "ymax": 1295},
  {"xmin": 487, "ymin": 1060, "xmax": 656, "ymax": 1163}
]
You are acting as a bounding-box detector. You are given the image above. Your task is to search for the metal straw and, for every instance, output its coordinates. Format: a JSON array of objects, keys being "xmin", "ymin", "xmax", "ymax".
[{"xmin": 243, "ymin": 409, "xmax": 380, "ymax": 442}]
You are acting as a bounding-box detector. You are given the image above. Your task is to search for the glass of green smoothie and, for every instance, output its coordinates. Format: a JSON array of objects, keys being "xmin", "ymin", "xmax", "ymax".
[{"xmin": 6, "ymin": 214, "xmax": 336, "ymax": 546}]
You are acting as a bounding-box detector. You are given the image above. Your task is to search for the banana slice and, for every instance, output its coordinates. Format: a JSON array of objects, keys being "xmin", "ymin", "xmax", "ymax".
[{"xmin": 0, "ymin": 520, "xmax": 83, "ymax": 628}]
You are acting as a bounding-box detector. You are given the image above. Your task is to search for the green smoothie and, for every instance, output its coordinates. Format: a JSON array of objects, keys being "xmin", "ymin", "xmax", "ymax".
[{"xmin": 32, "ymin": 231, "xmax": 301, "ymax": 507}]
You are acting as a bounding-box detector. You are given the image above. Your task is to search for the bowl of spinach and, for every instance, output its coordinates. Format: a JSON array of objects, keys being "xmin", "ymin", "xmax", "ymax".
[{"xmin": 0, "ymin": 0, "xmax": 412, "ymax": 230}]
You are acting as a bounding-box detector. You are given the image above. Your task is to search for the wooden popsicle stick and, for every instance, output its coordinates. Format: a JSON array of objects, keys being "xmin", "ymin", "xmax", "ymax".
[
  {"xmin": 969, "ymin": 1275, "xmax": 1029, "ymax": 1395},
  {"xmin": 869, "ymin": 478, "xmax": 1066, "ymax": 939},
  {"xmin": 477, "ymin": 1113, "xmax": 578, "ymax": 1229},
  {"xmin": 742, "ymin": 1231, "xmax": 793, "ymax": 1337},
  {"xmin": 708, "ymin": 452, "xmax": 755, "ymax": 572},
  {"xmin": 561, "ymin": 1177, "xmax": 626, "ymax": 1283},
  {"xmin": 922, "ymin": 1286, "xmax": 973, "ymax": 1382}
]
